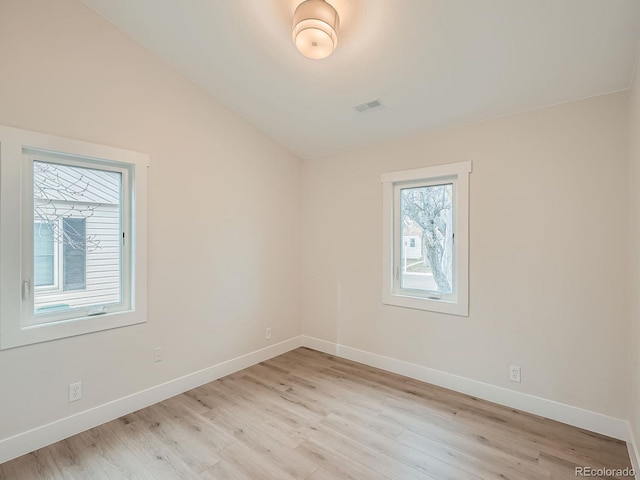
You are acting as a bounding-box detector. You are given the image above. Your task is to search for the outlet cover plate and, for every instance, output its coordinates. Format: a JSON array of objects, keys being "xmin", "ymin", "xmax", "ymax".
[
  {"xmin": 154, "ymin": 346, "xmax": 163, "ymax": 363},
  {"xmin": 509, "ymin": 365, "xmax": 521, "ymax": 383},
  {"xmin": 69, "ymin": 381, "xmax": 82, "ymax": 402}
]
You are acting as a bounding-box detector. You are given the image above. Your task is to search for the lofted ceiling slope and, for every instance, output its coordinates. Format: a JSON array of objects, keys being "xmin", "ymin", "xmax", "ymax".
[{"xmin": 82, "ymin": 0, "xmax": 640, "ymax": 159}]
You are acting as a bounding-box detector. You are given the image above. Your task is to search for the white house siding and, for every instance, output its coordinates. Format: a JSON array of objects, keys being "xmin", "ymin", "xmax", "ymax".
[
  {"xmin": 33, "ymin": 160, "xmax": 120, "ymax": 205},
  {"xmin": 34, "ymin": 203, "xmax": 121, "ymax": 311}
]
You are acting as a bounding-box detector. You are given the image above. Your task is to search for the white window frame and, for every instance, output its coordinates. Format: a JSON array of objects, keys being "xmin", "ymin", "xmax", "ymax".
[
  {"xmin": 26, "ymin": 153, "xmax": 129, "ymax": 325},
  {"xmin": 0, "ymin": 125, "xmax": 149, "ymax": 349},
  {"xmin": 382, "ymin": 161, "xmax": 471, "ymax": 316}
]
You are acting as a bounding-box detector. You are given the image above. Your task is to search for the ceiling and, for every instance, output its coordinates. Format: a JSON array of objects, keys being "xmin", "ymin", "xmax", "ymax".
[{"xmin": 81, "ymin": 0, "xmax": 640, "ymax": 159}]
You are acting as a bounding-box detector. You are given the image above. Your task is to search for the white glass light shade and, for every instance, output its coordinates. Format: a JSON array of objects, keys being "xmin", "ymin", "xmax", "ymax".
[{"xmin": 292, "ymin": 0, "xmax": 340, "ymax": 59}]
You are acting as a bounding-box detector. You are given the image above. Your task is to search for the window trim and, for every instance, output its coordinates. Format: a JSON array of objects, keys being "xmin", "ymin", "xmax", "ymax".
[
  {"xmin": 381, "ymin": 161, "xmax": 471, "ymax": 316},
  {"xmin": 0, "ymin": 124, "xmax": 149, "ymax": 349}
]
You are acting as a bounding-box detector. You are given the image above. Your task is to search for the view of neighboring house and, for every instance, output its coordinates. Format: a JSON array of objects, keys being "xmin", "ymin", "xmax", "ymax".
[
  {"xmin": 33, "ymin": 161, "xmax": 122, "ymax": 313},
  {"xmin": 402, "ymin": 235, "xmax": 422, "ymax": 259}
]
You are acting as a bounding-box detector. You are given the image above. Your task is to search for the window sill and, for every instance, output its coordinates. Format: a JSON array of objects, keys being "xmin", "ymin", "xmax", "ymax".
[
  {"xmin": 382, "ymin": 293, "xmax": 468, "ymax": 316},
  {"xmin": 1, "ymin": 309, "xmax": 145, "ymax": 349}
]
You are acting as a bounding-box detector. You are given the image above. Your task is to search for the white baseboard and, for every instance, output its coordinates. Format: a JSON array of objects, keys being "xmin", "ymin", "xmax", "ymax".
[
  {"xmin": 627, "ymin": 423, "xmax": 640, "ymax": 480},
  {"xmin": 0, "ymin": 335, "xmax": 303, "ymax": 465},
  {"xmin": 301, "ymin": 335, "xmax": 629, "ymax": 441},
  {"xmin": 302, "ymin": 335, "xmax": 340, "ymax": 355}
]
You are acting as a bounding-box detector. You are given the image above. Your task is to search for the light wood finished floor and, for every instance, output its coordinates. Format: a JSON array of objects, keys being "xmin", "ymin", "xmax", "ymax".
[{"xmin": 0, "ymin": 347, "xmax": 633, "ymax": 479}]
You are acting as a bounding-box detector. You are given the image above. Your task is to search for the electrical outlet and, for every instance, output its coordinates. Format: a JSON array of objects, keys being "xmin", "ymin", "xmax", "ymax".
[
  {"xmin": 265, "ymin": 328, "xmax": 272, "ymax": 340},
  {"xmin": 69, "ymin": 381, "xmax": 82, "ymax": 402},
  {"xmin": 509, "ymin": 365, "xmax": 521, "ymax": 383},
  {"xmin": 154, "ymin": 346, "xmax": 163, "ymax": 363}
]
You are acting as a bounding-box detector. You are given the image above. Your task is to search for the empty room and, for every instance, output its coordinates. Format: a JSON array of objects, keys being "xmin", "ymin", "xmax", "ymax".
[{"xmin": 1, "ymin": 0, "xmax": 640, "ymax": 479}]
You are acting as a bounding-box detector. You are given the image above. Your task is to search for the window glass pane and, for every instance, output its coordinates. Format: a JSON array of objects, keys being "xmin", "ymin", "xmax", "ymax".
[
  {"xmin": 34, "ymin": 223, "xmax": 54, "ymax": 286},
  {"xmin": 33, "ymin": 160, "xmax": 122, "ymax": 314},
  {"xmin": 63, "ymin": 218, "xmax": 86, "ymax": 291},
  {"xmin": 400, "ymin": 183, "xmax": 453, "ymax": 294}
]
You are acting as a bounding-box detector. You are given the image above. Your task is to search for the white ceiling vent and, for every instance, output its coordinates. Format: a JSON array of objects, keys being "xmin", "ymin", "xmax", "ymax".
[{"xmin": 352, "ymin": 98, "xmax": 383, "ymax": 113}]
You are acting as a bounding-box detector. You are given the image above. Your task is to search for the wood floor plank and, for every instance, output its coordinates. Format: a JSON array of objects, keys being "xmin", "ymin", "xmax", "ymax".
[
  {"xmin": 312, "ymin": 423, "xmax": 442, "ymax": 480},
  {"xmin": 538, "ymin": 451, "xmax": 634, "ymax": 480},
  {"xmin": 228, "ymin": 424, "xmax": 319, "ymax": 479},
  {"xmin": 46, "ymin": 438, "xmax": 105, "ymax": 480},
  {"xmin": 453, "ymin": 406, "xmax": 629, "ymax": 469},
  {"xmin": 179, "ymin": 394, "xmax": 319, "ymax": 480},
  {"xmin": 295, "ymin": 437, "xmax": 391, "ymax": 480},
  {"xmin": 247, "ymin": 362, "xmax": 404, "ymax": 439},
  {"xmin": 195, "ymin": 393, "xmax": 307, "ymax": 450},
  {"xmin": 395, "ymin": 428, "xmax": 548, "ymax": 480},
  {"xmin": 380, "ymin": 404, "xmax": 544, "ymax": 471},
  {"xmin": 106, "ymin": 414, "xmax": 203, "ymax": 479},
  {"xmin": 0, "ymin": 447, "xmax": 67, "ymax": 480},
  {"xmin": 199, "ymin": 459, "xmax": 254, "ymax": 480},
  {"xmin": 305, "ymin": 467, "xmax": 343, "ymax": 480},
  {"xmin": 65, "ymin": 425, "xmax": 155, "ymax": 480},
  {"xmin": 316, "ymin": 414, "xmax": 479, "ymax": 480},
  {"xmin": 1, "ymin": 347, "xmax": 634, "ymax": 480},
  {"xmin": 131, "ymin": 404, "xmax": 225, "ymax": 474},
  {"xmin": 197, "ymin": 379, "xmax": 315, "ymax": 448},
  {"xmin": 215, "ymin": 439, "xmax": 300, "ymax": 480}
]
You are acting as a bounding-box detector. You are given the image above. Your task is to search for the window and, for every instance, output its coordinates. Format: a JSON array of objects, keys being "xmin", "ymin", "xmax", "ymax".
[
  {"xmin": 382, "ymin": 161, "xmax": 471, "ymax": 316},
  {"xmin": 0, "ymin": 125, "xmax": 149, "ymax": 349}
]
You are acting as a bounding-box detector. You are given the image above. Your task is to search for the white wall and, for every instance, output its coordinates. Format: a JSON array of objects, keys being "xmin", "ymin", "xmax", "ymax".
[
  {"xmin": 629, "ymin": 47, "xmax": 640, "ymax": 452},
  {"xmin": 302, "ymin": 92, "xmax": 629, "ymax": 419},
  {"xmin": 0, "ymin": 0, "xmax": 301, "ymax": 442}
]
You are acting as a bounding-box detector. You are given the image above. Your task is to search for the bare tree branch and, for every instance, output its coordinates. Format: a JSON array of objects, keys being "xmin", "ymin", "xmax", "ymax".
[{"xmin": 33, "ymin": 162, "xmax": 102, "ymax": 252}]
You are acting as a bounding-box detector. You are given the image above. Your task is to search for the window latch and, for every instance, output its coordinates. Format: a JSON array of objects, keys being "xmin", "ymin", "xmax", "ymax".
[{"xmin": 22, "ymin": 280, "xmax": 30, "ymax": 301}]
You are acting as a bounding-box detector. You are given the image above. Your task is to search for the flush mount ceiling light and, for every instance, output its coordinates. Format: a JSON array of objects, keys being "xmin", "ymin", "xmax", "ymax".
[{"xmin": 292, "ymin": 0, "xmax": 340, "ymax": 59}]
